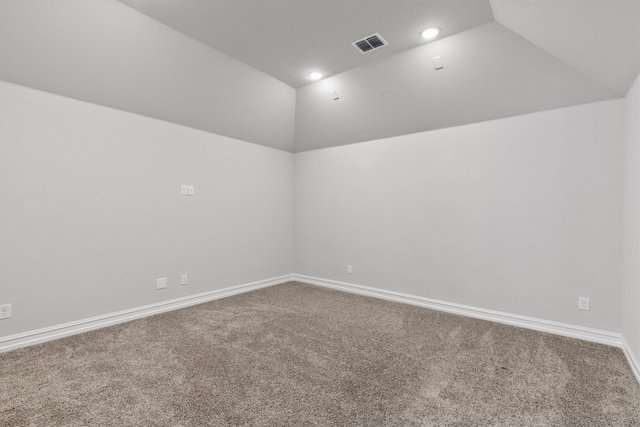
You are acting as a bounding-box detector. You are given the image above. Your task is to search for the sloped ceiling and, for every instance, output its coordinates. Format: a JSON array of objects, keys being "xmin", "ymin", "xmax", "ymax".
[
  {"xmin": 491, "ymin": 0, "xmax": 640, "ymax": 97},
  {"xmin": 112, "ymin": 0, "xmax": 640, "ymax": 151},
  {"xmin": 0, "ymin": 0, "xmax": 297, "ymax": 151},
  {"xmin": 116, "ymin": 0, "xmax": 495, "ymax": 89},
  {"xmin": 294, "ymin": 21, "xmax": 616, "ymax": 152},
  {"xmin": 2, "ymin": 1, "xmax": 639, "ymax": 152},
  {"xmin": 294, "ymin": 0, "xmax": 639, "ymax": 151}
]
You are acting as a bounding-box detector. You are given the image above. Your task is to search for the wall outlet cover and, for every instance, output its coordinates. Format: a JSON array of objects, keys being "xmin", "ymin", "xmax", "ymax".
[
  {"xmin": 156, "ymin": 278, "xmax": 167, "ymax": 290},
  {"xmin": 0, "ymin": 304, "xmax": 11, "ymax": 319},
  {"xmin": 578, "ymin": 297, "xmax": 590, "ymax": 311}
]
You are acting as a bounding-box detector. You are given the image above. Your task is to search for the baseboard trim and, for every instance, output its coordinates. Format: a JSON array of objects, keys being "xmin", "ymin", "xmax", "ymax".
[
  {"xmin": 293, "ymin": 274, "xmax": 622, "ymax": 347},
  {"xmin": 622, "ymin": 336, "xmax": 640, "ymax": 386},
  {"xmin": 0, "ymin": 274, "xmax": 294, "ymax": 353},
  {"xmin": 3, "ymin": 272, "xmax": 633, "ymax": 378}
]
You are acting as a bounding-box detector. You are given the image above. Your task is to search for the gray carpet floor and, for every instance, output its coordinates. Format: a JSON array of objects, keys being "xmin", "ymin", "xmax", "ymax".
[{"xmin": 1, "ymin": 281, "xmax": 639, "ymax": 426}]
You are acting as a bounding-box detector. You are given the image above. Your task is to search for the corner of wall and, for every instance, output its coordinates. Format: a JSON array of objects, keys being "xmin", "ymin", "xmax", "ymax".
[{"xmin": 622, "ymin": 73, "xmax": 640, "ymax": 370}]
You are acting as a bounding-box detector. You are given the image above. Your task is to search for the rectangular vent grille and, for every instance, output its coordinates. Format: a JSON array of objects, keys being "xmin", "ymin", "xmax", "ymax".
[{"xmin": 352, "ymin": 33, "xmax": 388, "ymax": 54}]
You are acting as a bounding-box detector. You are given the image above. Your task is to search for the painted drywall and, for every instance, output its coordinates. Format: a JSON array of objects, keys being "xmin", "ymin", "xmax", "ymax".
[
  {"xmin": 491, "ymin": 0, "xmax": 640, "ymax": 97},
  {"xmin": 0, "ymin": 0, "xmax": 295, "ymax": 151},
  {"xmin": 294, "ymin": 21, "xmax": 615, "ymax": 152},
  {"xmin": 294, "ymin": 99, "xmax": 624, "ymax": 332},
  {"xmin": 0, "ymin": 81, "xmax": 294, "ymax": 337},
  {"xmin": 623, "ymin": 74, "xmax": 640, "ymax": 358},
  {"xmin": 117, "ymin": 0, "xmax": 494, "ymax": 88}
]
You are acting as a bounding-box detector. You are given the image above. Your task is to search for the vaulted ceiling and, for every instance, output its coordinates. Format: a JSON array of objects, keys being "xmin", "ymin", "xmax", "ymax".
[
  {"xmin": 2, "ymin": 1, "xmax": 639, "ymax": 152},
  {"xmin": 119, "ymin": 0, "xmax": 638, "ymax": 94},
  {"xmin": 107, "ymin": 0, "xmax": 640, "ymax": 150},
  {"xmin": 117, "ymin": 0, "xmax": 497, "ymax": 89}
]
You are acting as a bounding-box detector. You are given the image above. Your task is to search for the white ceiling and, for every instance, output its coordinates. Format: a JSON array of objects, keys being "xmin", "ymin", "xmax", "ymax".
[
  {"xmin": 491, "ymin": 0, "xmax": 640, "ymax": 97},
  {"xmin": 2, "ymin": 1, "xmax": 638, "ymax": 152},
  {"xmin": 0, "ymin": 0, "xmax": 297, "ymax": 151},
  {"xmin": 294, "ymin": 20, "xmax": 616, "ymax": 151},
  {"xmin": 118, "ymin": 0, "xmax": 639, "ymax": 94},
  {"xmin": 117, "ymin": 0, "xmax": 495, "ymax": 88},
  {"xmin": 115, "ymin": 0, "xmax": 639, "ymax": 151}
]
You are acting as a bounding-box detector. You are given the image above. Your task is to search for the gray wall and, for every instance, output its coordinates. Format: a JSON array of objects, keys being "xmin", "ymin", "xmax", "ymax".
[
  {"xmin": 295, "ymin": 99, "xmax": 624, "ymax": 332},
  {"xmin": 0, "ymin": 83, "xmax": 631, "ymax": 342},
  {"xmin": 0, "ymin": 0, "xmax": 295, "ymax": 151},
  {"xmin": 623, "ymin": 74, "xmax": 640, "ymax": 358},
  {"xmin": 0, "ymin": 81, "xmax": 294, "ymax": 336},
  {"xmin": 0, "ymin": 1, "xmax": 633, "ymax": 348}
]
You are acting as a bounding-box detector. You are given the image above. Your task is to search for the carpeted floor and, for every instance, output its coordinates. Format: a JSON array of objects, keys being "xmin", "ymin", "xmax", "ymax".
[{"xmin": 1, "ymin": 282, "xmax": 639, "ymax": 426}]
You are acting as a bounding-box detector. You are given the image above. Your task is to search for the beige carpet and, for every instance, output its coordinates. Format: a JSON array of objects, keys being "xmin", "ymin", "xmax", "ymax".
[{"xmin": 1, "ymin": 282, "xmax": 639, "ymax": 426}]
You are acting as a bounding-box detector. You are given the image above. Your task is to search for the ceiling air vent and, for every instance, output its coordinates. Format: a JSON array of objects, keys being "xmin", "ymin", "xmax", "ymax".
[{"xmin": 352, "ymin": 33, "xmax": 388, "ymax": 54}]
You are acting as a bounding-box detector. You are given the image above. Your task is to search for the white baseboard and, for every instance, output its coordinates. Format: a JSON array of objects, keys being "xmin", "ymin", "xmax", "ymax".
[
  {"xmin": 622, "ymin": 336, "xmax": 640, "ymax": 387},
  {"xmin": 0, "ymin": 274, "xmax": 294, "ymax": 353},
  {"xmin": 293, "ymin": 274, "xmax": 622, "ymax": 348},
  {"xmin": 4, "ymin": 272, "xmax": 637, "ymax": 386}
]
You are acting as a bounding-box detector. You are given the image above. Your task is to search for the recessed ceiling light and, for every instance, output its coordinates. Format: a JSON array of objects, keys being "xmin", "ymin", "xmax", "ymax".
[
  {"xmin": 308, "ymin": 72, "xmax": 323, "ymax": 81},
  {"xmin": 421, "ymin": 27, "xmax": 441, "ymax": 40}
]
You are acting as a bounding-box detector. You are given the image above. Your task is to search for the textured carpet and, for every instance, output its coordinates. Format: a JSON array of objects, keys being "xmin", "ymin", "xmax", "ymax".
[{"xmin": 1, "ymin": 282, "xmax": 639, "ymax": 426}]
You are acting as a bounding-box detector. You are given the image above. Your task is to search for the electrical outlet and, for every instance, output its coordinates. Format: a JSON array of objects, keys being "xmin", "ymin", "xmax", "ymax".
[
  {"xmin": 156, "ymin": 278, "xmax": 167, "ymax": 290},
  {"xmin": 180, "ymin": 185, "xmax": 188, "ymax": 195},
  {"xmin": 181, "ymin": 274, "xmax": 188, "ymax": 285},
  {"xmin": 0, "ymin": 304, "xmax": 11, "ymax": 319},
  {"xmin": 188, "ymin": 185, "xmax": 195, "ymax": 196},
  {"xmin": 347, "ymin": 265, "xmax": 353, "ymax": 274},
  {"xmin": 578, "ymin": 297, "xmax": 590, "ymax": 311}
]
